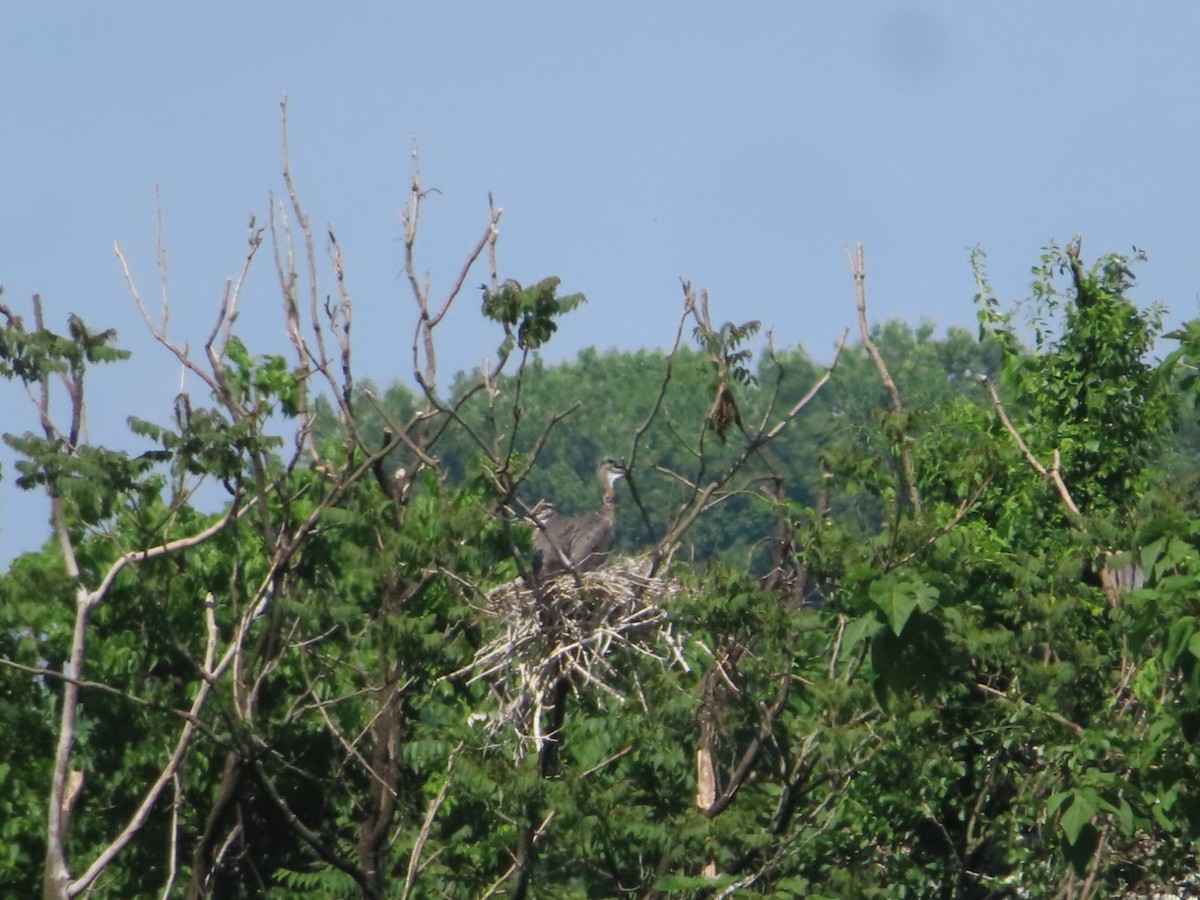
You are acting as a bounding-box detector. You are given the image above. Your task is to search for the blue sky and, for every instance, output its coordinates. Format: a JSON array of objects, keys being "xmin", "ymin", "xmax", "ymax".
[{"xmin": 3, "ymin": 4, "xmax": 1199, "ymax": 562}]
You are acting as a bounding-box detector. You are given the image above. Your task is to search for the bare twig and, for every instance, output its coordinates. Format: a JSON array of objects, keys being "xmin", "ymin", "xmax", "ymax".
[
  {"xmin": 764, "ymin": 328, "xmax": 850, "ymax": 440},
  {"xmin": 478, "ymin": 811, "xmax": 556, "ymax": 900},
  {"xmin": 116, "ymin": 240, "xmax": 220, "ymax": 396},
  {"xmin": 91, "ymin": 500, "xmax": 246, "ymax": 608},
  {"xmin": 979, "ymin": 374, "xmax": 1082, "ymax": 520},
  {"xmin": 891, "ymin": 476, "xmax": 993, "ymax": 569},
  {"xmin": 1078, "ymin": 816, "xmax": 1112, "ymax": 900},
  {"xmin": 402, "ymin": 744, "xmax": 463, "ymax": 900},
  {"xmin": 828, "ymin": 614, "xmax": 846, "ymax": 681},
  {"xmin": 0, "ymin": 657, "xmax": 210, "ymax": 726},
  {"xmin": 848, "ymin": 243, "xmax": 922, "ymax": 519},
  {"xmin": 641, "ymin": 281, "xmax": 846, "ymax": 567},
  {"xmin": 974, "ymin": 681, "xmax": 1084, "ymax": 735},
  {"xmin": 69, "ymin": 589, "xmax": 225, "ymax": 895},
  {"xmin": 159, "ymin": 772, "xmax": 183, "ymax": 900},
  {"xmin": 297, "ymin": 661, "xmax": 399, "ymax": 801},
  {"xmin": 278, "ymin": 96, "xmax": 326, "ymax": 387}
]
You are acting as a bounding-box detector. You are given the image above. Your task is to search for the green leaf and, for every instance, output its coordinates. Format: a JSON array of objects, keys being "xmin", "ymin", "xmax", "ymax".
[
  {"xmin": 1062, "ymin": 822, "xmax": 1101, "ymax": 876},
  {"xmin": 1116, "ymin": 798, "xmax": 1134, "ymax": 834},
  {"xmin": 1061, "ymin": 790, "xmax": 1096, "ymax": 845},
  {"xmin": 841, "ymin": 613, "xmax": 884, "ymax": 655},
  {"xmin": 869, "ymin": 576, "xmax": 939, "ymax": 636},
  {"xmin": 1046, "ymin": 790, "xmax": 1073, "ymax": 819},
  {"xmin": 1187, "ymin": 630, "xmax": 1200, "ymax": 662}
]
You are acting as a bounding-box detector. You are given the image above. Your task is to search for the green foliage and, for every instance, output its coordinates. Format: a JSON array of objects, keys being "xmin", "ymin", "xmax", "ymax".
[
  {"xmin": 225, "ymin": 335, "xmax": 303, "ymax": 417},
  {"xmin": 693, "ymin": 318, "xmax": 761, "ymax": 389},
  {"xmin": 0, "ymin": 307, "xmax": 129, "ymax": 383},
  {"xmin": 8, "ymin": 238, "xmax": 1200, "ymax": 899},
  {"xmin": 980, "ymin": 240, "xmax": 1169, "ymax": 522},
  {"xmin": 481, "ymin": 276, "xmax": 586, "ymax": 355}
]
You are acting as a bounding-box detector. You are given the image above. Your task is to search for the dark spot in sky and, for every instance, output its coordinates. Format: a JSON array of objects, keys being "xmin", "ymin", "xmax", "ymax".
[{"xmin": 872, "ymin": 9, "xmax": 950, "ymax": 86}]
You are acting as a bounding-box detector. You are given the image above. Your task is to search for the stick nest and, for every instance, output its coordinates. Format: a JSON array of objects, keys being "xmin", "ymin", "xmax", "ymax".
[{"xmin": 461, "ymin": 555, "xmax": 689, "ymax": 754}]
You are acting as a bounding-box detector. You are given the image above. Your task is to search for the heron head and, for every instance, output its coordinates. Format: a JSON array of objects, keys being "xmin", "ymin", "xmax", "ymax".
[
  {"xmin": 598, "ymin": 458, "xmax": 626, "ymax": 487},
  {"xmin": 529, "ymin": 499, "xmax": 557, "ymax": 526}
]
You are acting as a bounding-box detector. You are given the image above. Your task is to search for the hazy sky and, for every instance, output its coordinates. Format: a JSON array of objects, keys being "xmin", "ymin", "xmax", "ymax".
[{"xmin": 3, "ymin": 4, "xmax": 1199, "ymax": 562}]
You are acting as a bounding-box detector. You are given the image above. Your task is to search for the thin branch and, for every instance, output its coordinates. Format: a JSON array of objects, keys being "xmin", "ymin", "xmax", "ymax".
[
  {"xmin": 326, "ymin": 228, "xmax": 355, "ymax": 439},
  {"xmin": 704, "ymin": 659, "xmax": 792, "ymax": 819},
  {"xmin": 0, "ymin": 658, "xmax": 195, "ymax": 720},
  {"xmin": 979, "ymin": 374, "xmax": 1082, "ymax": 520},
  {"xmin": 158, "ymin": 772, "xmax": 183, "ymax": 900},
  {"xmin": 429, "ymin": 209, "xmax": 499, "ymax": 331},
  {"xmin": 764, "ymin": 328, "xmax": 850, "ymax": 440},
  {"xmin": 848, "ymin": 243, "xmax": 922, "ymax": 520},
  {"xmin": 402, "ymin": 744, "xmax": 462, "ymax": 900},
  {"xmin": 890, "ymin": 475, "xmax": 993, "ymax": 569},
  {"xmin": 89, "ymin": 499, "xmax": 246, "ymax": 611},
  {"xmin": 645, "ymin": 281, "xmax": 846, "ymax": 564},
  {"xmin": 828, "ymin": 614, "xmax": 846, "ymax": 681},
  {"xmin": 245, "ymin": 756, "xmax": 382, "ymax": 900},
  {"xmin": 70, "ymin": 592, "xmax": 224, "ymax": 895},
  {"xmin": 297, "ymin": 659, "xmax": 398, "ymax": 802},
  {"xmin": 478, "ymin": 811, "xmax": 556, "ymax": 900},
  {"xmin": 403, "ymin": 145, "xmax": 503, "ymax": 395},
  {"xmin": 278, "ymin": 96, "xmax": 327, "ymax": 386},
  {"xmin": 115, "ymin": 240, "xmax": 218, "ymax": 395},
  {"xmin": 1078, "ymin": 816, "xmax": 1112, "ymax": 900},
  {"xmin": 659, "ymin": 335, "xmax": 844, "ymax": 554},
  {"xmin": 974, "ymin": 681, "xmax": 1084, "ymax": 735},
  {"xmin": 580, "ymin": 745, "xmax": 634, "ymax": 779}
]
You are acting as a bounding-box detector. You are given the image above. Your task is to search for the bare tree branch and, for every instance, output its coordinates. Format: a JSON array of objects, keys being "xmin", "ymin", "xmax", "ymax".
[
  {"xmin": 69, "ymin": 592, "xmax": 223, "ymax": 896},
  {"xmin": 848, "ymin": 242, "xmax": 922, "ymax": 520},
  {"xmin": 979, "ymin": 374, "xmax": 1082, "ymax": 520},
  {"xmin": 402, "ymin": 744, "xmax": 462, "ymax": 900}
]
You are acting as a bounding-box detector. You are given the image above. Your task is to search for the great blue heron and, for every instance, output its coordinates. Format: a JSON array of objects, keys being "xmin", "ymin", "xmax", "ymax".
[{"xmin": 532, "ymin": 458, "xmax": 625, "ymax": 579}]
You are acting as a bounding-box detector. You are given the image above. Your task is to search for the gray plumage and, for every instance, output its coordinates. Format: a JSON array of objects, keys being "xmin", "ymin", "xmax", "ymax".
[{"xmin": 532, "ymin": 458, "xmax": 625, "ymax": 579}]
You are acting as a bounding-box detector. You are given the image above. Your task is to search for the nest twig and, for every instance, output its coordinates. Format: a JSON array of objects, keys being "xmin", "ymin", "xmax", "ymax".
[{"xmin": 459, "ymin": 555, "xmax": 688, "ymax": 757}]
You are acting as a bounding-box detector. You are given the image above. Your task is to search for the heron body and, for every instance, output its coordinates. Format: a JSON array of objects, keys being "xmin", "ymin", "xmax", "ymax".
[{"xmin": 533, "ymin": 459, "xmax": 625, "ymax": 579}]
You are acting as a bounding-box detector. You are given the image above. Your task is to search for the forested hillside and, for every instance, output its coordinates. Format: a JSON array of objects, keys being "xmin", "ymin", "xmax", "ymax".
[{"xmin": 4, "ymin": 157, "xmax": 1200, "ymax": 899}]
